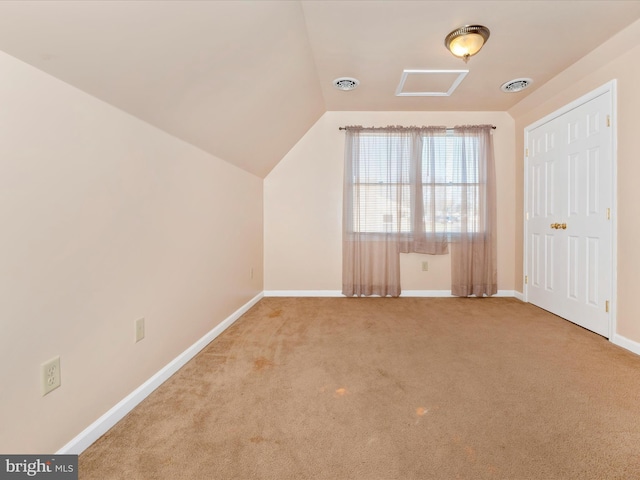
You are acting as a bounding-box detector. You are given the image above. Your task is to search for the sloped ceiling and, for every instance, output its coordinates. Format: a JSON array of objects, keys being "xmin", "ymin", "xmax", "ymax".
[{"xmin": 0, "ymin": 1, "xmax": 639, "ymax": 177}]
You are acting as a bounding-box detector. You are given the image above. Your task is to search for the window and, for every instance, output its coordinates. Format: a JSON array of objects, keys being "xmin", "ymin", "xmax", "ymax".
[
  {"xmin": 342, "ymin": 124, "xmax": 497, "ymax": 297},
  {"xmin": 352, "ymin": 133, "xmax": 412, "ymax": 233},
  {"xmin": 350, "ymin": 131, "xmax": 481, "ymax": 235}
]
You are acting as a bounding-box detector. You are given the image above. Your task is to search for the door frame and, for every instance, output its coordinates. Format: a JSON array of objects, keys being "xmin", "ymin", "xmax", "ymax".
[{"xmin": 523, "ymin": 80, "xmax": 617, "ymax": 339}]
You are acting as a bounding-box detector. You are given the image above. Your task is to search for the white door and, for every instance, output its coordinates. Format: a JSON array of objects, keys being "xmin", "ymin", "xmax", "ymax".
[{"xmin": 525, "ymin": 87, "xmax": 614, "ymax": 337}]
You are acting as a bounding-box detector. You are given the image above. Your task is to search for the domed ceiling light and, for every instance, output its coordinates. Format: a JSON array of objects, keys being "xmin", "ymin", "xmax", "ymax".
[{"xmin": 445, "ymin": 25, "xmax": 490, "ymax": 63}]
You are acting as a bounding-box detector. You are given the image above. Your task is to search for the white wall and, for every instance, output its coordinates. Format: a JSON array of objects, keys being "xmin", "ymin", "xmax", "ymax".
[
  {"xmin": 264, "ymin": 111, "xmax": 516, "ymax": 293},
  {"xmin": 0, "ymin": 51, "xmax": 263, "ymax": 453}
]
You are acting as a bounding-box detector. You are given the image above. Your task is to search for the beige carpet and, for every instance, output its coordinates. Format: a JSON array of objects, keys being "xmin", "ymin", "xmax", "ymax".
[{"xmin": 79, "ymin": 297, "xmax": 640, "ymax": 479}]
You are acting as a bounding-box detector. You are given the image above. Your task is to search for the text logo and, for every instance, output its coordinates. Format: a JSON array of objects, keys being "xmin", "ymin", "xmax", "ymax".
[{"xmin": 0, "ymin": 455, "xmax": 77, "ymax": 479}]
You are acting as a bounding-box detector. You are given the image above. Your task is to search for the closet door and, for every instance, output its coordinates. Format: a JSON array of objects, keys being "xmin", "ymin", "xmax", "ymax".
[{"xmin": 525, "ymin": 88, "xmax": 613, "ymax": 337}]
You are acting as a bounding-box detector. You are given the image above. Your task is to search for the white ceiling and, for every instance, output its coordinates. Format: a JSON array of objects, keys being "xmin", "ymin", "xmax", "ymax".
[{"xmin": 0, "ymin": 1, "xmax": 639, "ymax": 177}]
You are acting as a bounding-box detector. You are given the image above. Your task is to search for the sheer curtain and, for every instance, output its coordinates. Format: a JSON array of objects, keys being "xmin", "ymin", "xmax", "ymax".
[
  {"xmin": 450, "ymin": 125, "xmax": 497, "ymax": 296},
  {"xmin": 342, "ymin": 126, "xmax": 448, "ymax": 297},
  {"xmin": 342, "ymin": 124, "xmax": 497, "ymax": 298}
]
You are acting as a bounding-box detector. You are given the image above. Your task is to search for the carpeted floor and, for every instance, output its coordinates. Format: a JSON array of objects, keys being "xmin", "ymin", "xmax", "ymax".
[{"xmin": 79, "ymin": 297, "xmax": 640, "ymax": 479}]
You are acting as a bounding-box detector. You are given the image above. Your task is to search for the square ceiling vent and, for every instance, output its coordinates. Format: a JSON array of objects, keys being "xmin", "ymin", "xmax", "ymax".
[{"xmin": 395, "ymin": 69, "xmax": 469, "ymax": 97}]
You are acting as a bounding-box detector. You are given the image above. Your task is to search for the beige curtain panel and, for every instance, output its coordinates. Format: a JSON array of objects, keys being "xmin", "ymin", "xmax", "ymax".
[{"xmin": 342, "ymin": 124, "xmax": 497, "ymax": 297}]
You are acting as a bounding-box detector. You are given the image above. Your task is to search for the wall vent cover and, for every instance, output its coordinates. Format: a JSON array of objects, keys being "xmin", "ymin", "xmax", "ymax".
[
  {"xmin": 333, "ymin": 77, "xmax": 360, "ymax": 91},
  {"xmin": 501, "ymin": 78, "xmax": 533, "ymax": 93}
]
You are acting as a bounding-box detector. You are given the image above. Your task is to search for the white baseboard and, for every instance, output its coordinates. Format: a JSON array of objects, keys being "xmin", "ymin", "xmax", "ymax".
[
  {"xmin": 513, "ymin": 290, "xmax": 525, "ymax": 301},
  {"xmin": 612, "ymin": 334, "xmax": 640, "ymax": 356},
  {"xmin": 264, "ymin": 290, "xmax": 342, "ymax": 297},
  {"xmin": 403, "ymin": 290, "xmax": 518, "ymax": 298},
  {"xmin": 57, "ymin": 292, "xmax": 264, "ymax": 455},
  {"xmin": 264, "ymin": 290, "xmax": 518, "ymax": 298},
  {"xmin": 402, "ymin": 290, "xmax": 454, "ymax": 297}
]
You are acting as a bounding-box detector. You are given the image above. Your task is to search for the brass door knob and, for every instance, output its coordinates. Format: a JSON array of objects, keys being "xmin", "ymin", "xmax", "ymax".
[
  {"xmin": 560, "ymin": 223, "xmax": 567, "ymax": 230},
  {"xmin": 550, "ymin": 223, "xmax": 559, "ymax": 229}
]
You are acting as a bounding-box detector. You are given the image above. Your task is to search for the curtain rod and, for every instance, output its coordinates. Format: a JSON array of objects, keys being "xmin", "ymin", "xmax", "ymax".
[{"xmin": 338, "ymin": 125, "xmax": 496, "ymax": 131}]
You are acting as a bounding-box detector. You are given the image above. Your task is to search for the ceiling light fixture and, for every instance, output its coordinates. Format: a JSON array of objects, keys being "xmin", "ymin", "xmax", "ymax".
[{"xmin": 444, "ymin": 25, "xmax": 490, "ymax": 63}]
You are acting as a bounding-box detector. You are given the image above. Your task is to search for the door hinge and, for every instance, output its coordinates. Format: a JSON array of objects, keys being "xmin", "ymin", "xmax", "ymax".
[
  {"xmin": 605, "ymin": 300, "xmax": 610, "ymax": 313},
  {"xmin": 606, "ymin": 208, "xmax": 611, "ymax": 220},
  {"xmin": 606, "ymin": 115, "xmax": 611, "ymax": 127},
  {"xmin": 525, "ymin": 148, "xmax": 529, "ymax": 157},
  {"xmin": 526, "ymin": 212, "xmax": 529, "ymax": 220},
  {"xmin": 525, "ymin": 275, "xmax": 528, "ymax": 284}
]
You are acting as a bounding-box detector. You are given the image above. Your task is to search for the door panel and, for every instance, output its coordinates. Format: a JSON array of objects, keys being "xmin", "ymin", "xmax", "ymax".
[
  {"xmin": 527, "ymin": 121, "xmax": 565, "ymax": 313},
  {"xmin": 545, "ymin": 233, "xmax": 554, "ymax": 291},
  {"xmin": 525, "ymin": 90, "xmax": 612, "ymax": 337},
  {"xmin": 567, "ymin": 235, "xmax": 579, "ymax": 300}
]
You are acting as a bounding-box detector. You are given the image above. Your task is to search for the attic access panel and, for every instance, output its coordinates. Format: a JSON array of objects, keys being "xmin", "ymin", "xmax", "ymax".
[{"xmin": 395, "ymin": 69, "xmax": 469, "ymax": 97}]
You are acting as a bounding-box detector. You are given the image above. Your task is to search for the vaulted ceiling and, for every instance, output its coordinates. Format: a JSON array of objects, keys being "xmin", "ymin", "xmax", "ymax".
[{"xmin": 0, "ymin": 1, "xmax": 639, "ymax": 177}]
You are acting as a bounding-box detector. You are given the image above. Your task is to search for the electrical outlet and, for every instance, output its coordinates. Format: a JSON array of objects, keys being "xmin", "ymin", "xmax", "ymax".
[
  {"xmin": 421, "ymin": 261, "xmax": 429, "ymax": 271},
  {"xmin": 42, "ymin": 356, "xmax": 61, "ymax": 396},
  {"xmin": 135, "ymin": 317, "xmax": 145, "ymax": 343}
]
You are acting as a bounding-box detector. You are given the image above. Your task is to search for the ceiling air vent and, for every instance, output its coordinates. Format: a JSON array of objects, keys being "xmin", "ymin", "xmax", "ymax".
[
  {"xmin": 333, "ymin": 77, "xmax": 360, "ymax": 91},
  {"xmin": 501, "ymin": 78, "xmax": 533, "ymax": 93}
]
